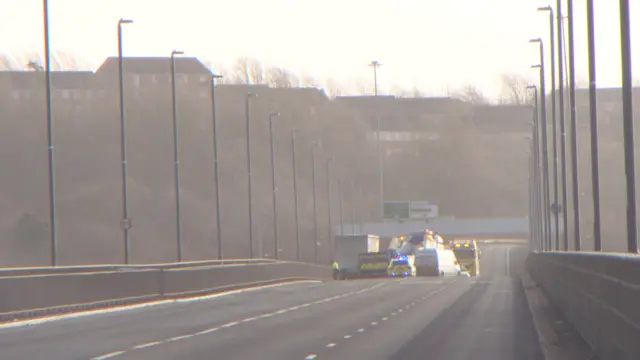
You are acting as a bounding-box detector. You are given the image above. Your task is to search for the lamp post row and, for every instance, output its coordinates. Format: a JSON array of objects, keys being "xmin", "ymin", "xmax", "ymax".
[
  {"xmin": 528, "ymin": 0, "xmax": 636, "ymax": 254},
  {"xmin": 41, "ymin": 11, "xmax": 348, "ymax": 264}
]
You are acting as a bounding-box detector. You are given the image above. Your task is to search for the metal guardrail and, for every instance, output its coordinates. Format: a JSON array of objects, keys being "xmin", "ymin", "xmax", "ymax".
[
  {"xmin": 527, "ymin": 251, "xmax": 640, "ymax": 360},
  {"xmin": 0, "ymin": 261, "xmax": 328, "ymax": 323}
]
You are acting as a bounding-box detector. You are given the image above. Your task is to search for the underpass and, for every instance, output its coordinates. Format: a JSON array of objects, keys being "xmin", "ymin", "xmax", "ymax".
[{"xmin": 0, "ymin": 242, "xmax": 541, "ymax": 360}]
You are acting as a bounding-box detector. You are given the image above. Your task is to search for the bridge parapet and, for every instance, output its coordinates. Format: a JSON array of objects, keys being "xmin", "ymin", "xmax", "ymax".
[{"xmin": 527, "ymin": 252, "xmax": 640, "ymax": 359}]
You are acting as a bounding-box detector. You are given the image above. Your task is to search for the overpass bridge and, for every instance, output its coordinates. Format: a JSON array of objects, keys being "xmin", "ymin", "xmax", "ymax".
[{"xmin": 341, "ymin": 217, "xmax": 532, "ymax": 240}]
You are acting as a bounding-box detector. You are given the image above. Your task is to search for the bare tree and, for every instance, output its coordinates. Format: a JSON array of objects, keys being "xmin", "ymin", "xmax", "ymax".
[
  {"xmin": 411, "ymin": 85, "xmax": 425, "ymax": 98},
  {"xmin": 231, "ymin": 57, "xmax": 266, "ymax": 84},
  {"xmin": 390, "ymin": 84, "xmax": 412, "ymax": 98},
  {"xmin": 52, "ymin": 51, "xmax": 91, "ymax": 70},
  {"xmin": 299, "ymin": 72, "xmax": 319, "ymax": 88},
  {"xmin": 452, "ymin": 85, "xmax": 489, "ymax": 104},
  {"xmin": 265, "ymin": 66, "xmax": 300, "ymax": 88},
  {"xmin": 499, "ymin": 73, "xmax": 530, "ymax": 105},
  {"xmin": 323, "ymin": 77, "xmax": 345, "ymax": 98},
  {"xmin": 350, "ymin": 78, "xmax": 371, "ymax": 95},
  {"xmin": 0, "ymin": 53, "xmax": 19, "ymax": 70}
]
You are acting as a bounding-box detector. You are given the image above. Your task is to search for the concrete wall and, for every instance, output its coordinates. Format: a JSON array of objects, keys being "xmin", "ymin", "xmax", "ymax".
[
  {"xmin": 0, "ymin": 261, "xmax": 329, "ymax": 322},
  {"xmin": 527, "ymin": 252, "xmax": 640, "ymax": 360}
]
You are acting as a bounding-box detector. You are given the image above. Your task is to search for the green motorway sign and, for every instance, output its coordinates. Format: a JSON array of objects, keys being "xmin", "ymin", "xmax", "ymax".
[{"xmin": 383, "ymin": 201, "xmax": 410, "ymax": 219}]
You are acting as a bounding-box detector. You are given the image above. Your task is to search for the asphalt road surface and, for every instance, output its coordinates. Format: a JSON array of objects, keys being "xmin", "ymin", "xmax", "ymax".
[{"xmin": 0, "ymin": 242, "xmax": 542, "ymax": 360}]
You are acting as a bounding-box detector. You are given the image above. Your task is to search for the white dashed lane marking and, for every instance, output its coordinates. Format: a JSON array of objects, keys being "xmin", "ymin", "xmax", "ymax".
[
  {"xmin": 90, "ymin": 351, "xmax": 126, "ymax": 360},
  {"xmin": 90, "ymin": 282, "xmax": 386, "ymax": 360},
  {"xmin": 301, "ymin": 281, "xmax": 460, "ymax": 359},
  {"xmin": 132, "ymin": 341, "xmax": 163, "ymax": 350}
]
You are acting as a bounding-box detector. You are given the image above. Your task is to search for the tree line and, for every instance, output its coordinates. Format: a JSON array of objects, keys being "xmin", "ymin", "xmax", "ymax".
[{"xmin": 2, "ymin": 51, "xmax": 538, "ymax": 104}]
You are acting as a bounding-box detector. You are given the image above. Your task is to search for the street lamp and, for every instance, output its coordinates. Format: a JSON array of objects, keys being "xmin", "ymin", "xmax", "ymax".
[
  {"xmin": 532, "ymin": 63, "xmax": 551, "ymax": 252},
  {"xmin": 527, "ymin": 84, "xmax": 543, "ymax": 251},
  {"xmin": 291, "ymin": 128, "xmax": 301, "ymax": 261},
  {"xmin": 268, "ymin": 112, "xmax": 280, "ymax": 260},
  {"xmin": 618, "ymin": 0, "xmax": 637, "ymax": 253},
  {"xmin": 210, "ymin": 73, "xmax": 224, "ymax": 259},
  {"xmin": 338, "ymin": 177, "xmax": 344, "ymax": 237},
  {"xmin": 555, "ymin": 0, "xmax": 570, "ymax": 251},
  {"xmin": 170, "ymin": 50, "xmax": 184, "ymax": 262},
  {"xmin": 529, "ymin": 40, "xmax": 552, "ymax": 252},
  {"xmin": 567, "ymin": 0, "xmax": 583, "ymax": 251},
  {"xmin": 311, "ymin": 141, "xmax": 320, "ymax": 263},
  {"xmin": 368, "ymin": 61, "xmax": 382, "ymax": 96},
  {"xmin": 117, "ymin": 18, "xmax": 133, "ymax": 264},
  {"xmin": 586, "ymin": 0, "xmax": 601, "ymax": 251},
  {"xmin": 326, "ymin": 156, "xmax": 335, "ymax": 260},
  {"xmin": 246, "ymin": 92, "xmax": 258, "ymax": 258},
  {"xmin": 43, "ymin": 0, "xmax": 58, "ymax": 266},
  {"xmin": 538, "ymin": 5, "xmax": 560, "ymax": 251}
]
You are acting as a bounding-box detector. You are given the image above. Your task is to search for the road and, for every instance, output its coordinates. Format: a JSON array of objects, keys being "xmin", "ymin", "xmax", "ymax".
[{"xmin": 0, "ymin": 243, "xmax": 542, "ymax": 360}]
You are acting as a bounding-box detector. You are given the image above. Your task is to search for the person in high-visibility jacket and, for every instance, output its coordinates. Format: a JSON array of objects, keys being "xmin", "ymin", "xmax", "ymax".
[{"xmin": 332, "ymin": 261, "xmax": 340, "ymax": 280}]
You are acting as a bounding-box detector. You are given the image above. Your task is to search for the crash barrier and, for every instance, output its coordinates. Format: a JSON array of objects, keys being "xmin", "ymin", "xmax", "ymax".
[
  {"xmin": 527, "ymin": 252, "xmax": 640, "ymax": 360},
  {"xmin": 0, "ymin": 261, "xmax": 329, "ymax": 322},
  {"xmin": 0, "ymin": 258, "xmax": 276, "ymax": 277}
]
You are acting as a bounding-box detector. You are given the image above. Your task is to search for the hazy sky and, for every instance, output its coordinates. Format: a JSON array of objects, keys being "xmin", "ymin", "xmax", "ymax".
[{"xmin": 1, "ymin": 0, "xmax": 638, "ymax": 99}]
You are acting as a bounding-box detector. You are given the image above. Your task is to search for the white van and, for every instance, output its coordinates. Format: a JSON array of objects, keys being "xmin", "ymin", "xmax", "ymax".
[{"xmin": 415, "ymin": 248, "xmax": 462, "ymax": 277}]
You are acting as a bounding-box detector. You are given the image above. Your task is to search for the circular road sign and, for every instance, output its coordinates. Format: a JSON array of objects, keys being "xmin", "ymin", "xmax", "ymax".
[{"xmin": 120, "ymin": 218, "xmax": 132, "ymax": 230}]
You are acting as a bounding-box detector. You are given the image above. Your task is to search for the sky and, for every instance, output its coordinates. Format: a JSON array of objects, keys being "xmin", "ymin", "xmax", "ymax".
[{"xmin": 1, "ymin": 0, "xmax": 638, "ymax": 100}]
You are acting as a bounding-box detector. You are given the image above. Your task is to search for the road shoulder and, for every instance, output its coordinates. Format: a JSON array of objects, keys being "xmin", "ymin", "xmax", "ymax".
[{"xmin": 520, "ymin": 272, "xmax": 592, "ymax": 360}]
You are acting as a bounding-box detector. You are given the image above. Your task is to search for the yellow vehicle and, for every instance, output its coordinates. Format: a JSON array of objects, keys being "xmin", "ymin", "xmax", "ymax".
[{"xmin": 451, "ymin": 240, "xmax": 480, "ymax": 276}]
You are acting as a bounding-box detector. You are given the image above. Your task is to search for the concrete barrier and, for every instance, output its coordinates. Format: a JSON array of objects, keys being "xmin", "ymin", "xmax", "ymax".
[
  {"xmin": 163, "ymin": 262, "xmax": 330, "ymax": 296},
  {"xmin": 0, "ymin": 258, "xmax": 275, "ymax": 276},
  {"xmin": 527, "ymin": 252, "xmax": 640, "ymax": 360},
  {"xmin": 0, "ymin": 261, "xmax": 329, "ymax": 323}
]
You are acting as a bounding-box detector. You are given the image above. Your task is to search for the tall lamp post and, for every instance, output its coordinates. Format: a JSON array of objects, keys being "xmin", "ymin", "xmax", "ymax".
[
  {"xmin": 368, "ymin": 60, "xmax": 381, "ymax": 96},
  {"xmin": 268, "ymin": 112, "xmax": 280, "ymax": 259},
  {"xmin": 586, "ymin": 0, "xmax": 601, "ymax": 251},
  {"xmin": 170, "ymin": 50, "xmax": 185, "ymax": 262},
  {"xmin": 291, "ymin": 129, "xmax": 301, "ymax": 261},
  {"xmin": 527, "ymin": 84, "xmax": 543, "ymax": 251},
  {"xmin": 210, "ymin": 73, "xmax": 224, "ymax": 259},
  {"xmin": 245, "ymin": 92, "xmax": 258, "ymax": 258},
  {"xmin": 618, "ymin": 0, "xmax": 637, "ymax": 253},
  {"xmin": 567, "ymin": 0, "xmax": 583, "ymax": 251},
  {"xmin": 326, "ymin": 157, "xmax": 335, "ymax": 260},
  {"xmin": 556, "ymin": 0, "xmax": 569, "ymax": 250},
  {"xmin": 117, "ymin": 18, "xmax": 133, "ymax": 264},
  {"xmin": 530, "ymin": 37, "xmax": 551, "ymax": 251},
  {"xmin": 311, "ymin": 141, "xmax": 320, "ymax": 263},
  {"xmin": 43, "ymin": 0, "xmax": 58, "ymax": 266},
  {"xmin": 538, "ymin": 5, "xmax": 560, "ymax": 251},
  {"xmin": 338, "ymin": 177, "xmax": 345, "ymax": 237}
]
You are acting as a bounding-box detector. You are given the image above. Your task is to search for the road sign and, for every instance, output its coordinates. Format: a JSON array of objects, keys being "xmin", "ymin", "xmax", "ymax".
[
  {"xmin": 383, "ymin": 201, "xmax": 410, "ymax": 219},
  {"xmin": 409, "ymin": 201, "xmax": 439, "ymax": 219},
  {"xmin": 384, "ymin": 201, "xmax": 438, "ymax": 220},
  {"xmin": 120, "ymin": 218, "xmax": 132, "ymax": 230}
]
